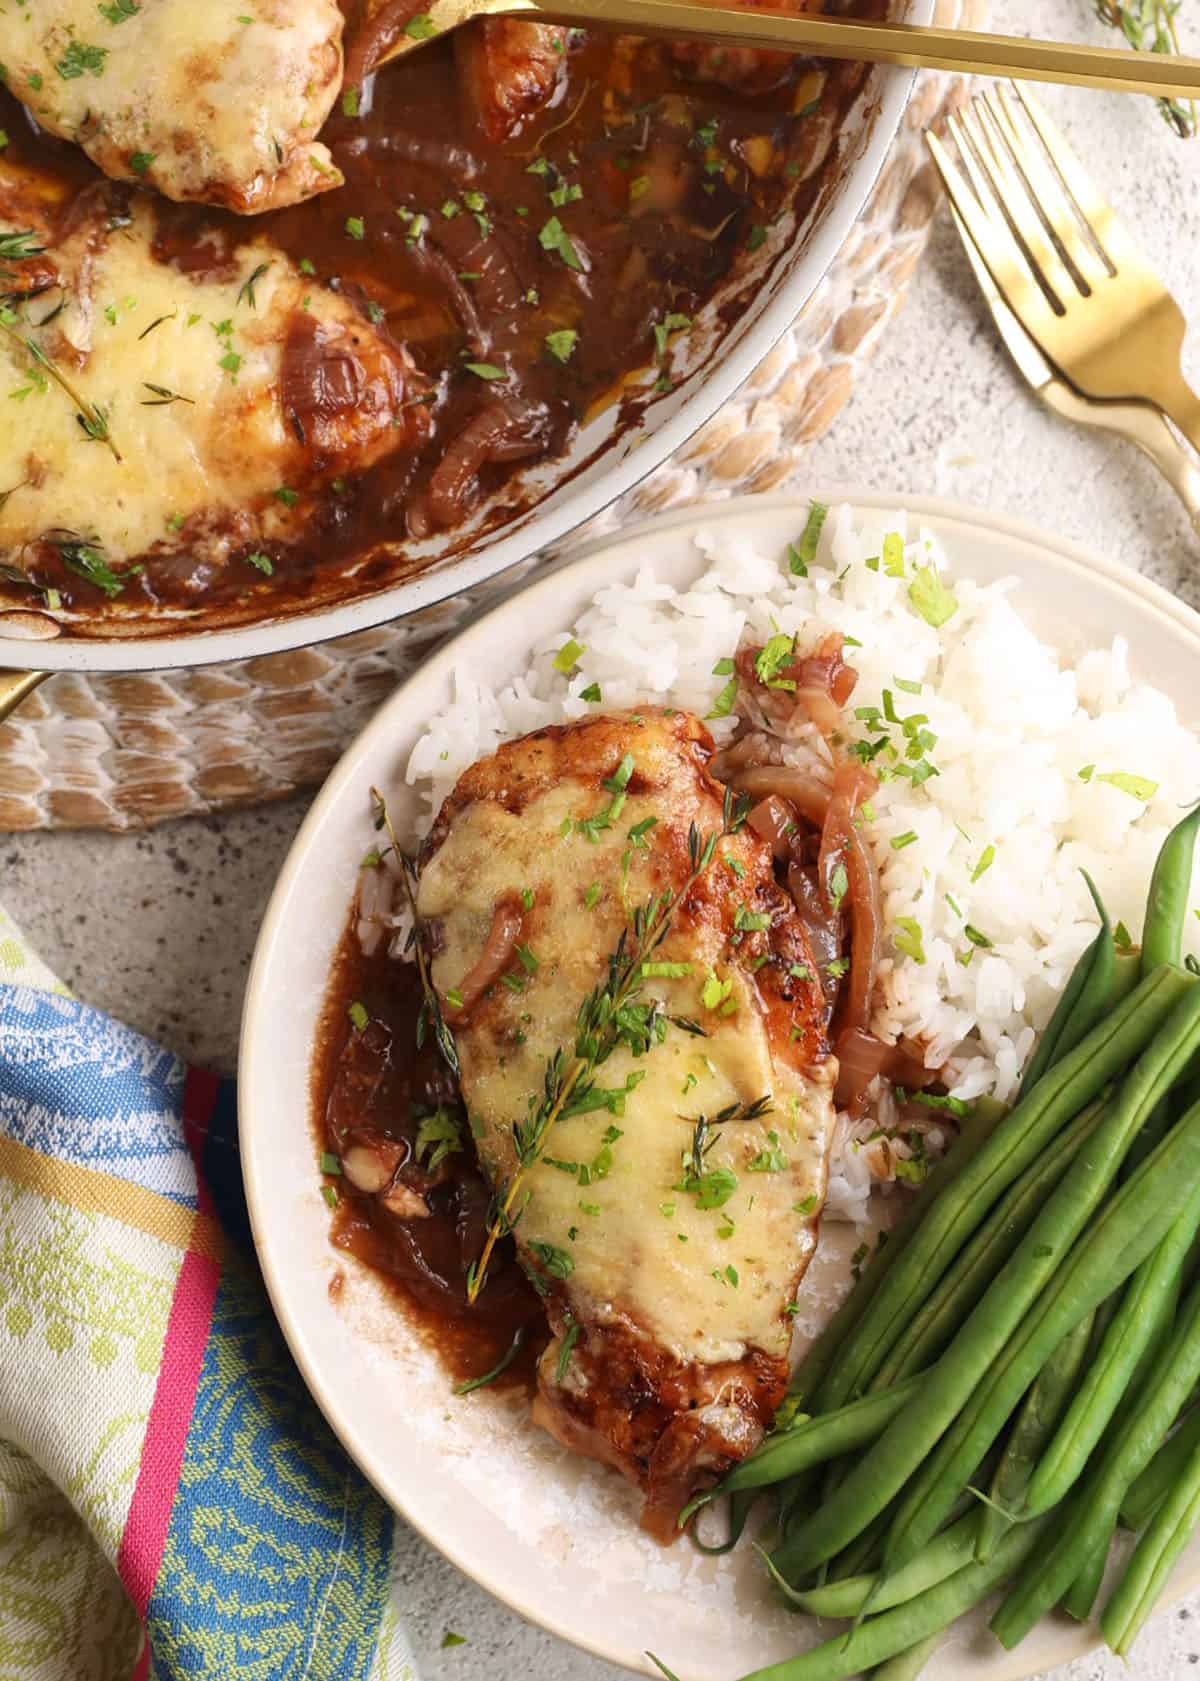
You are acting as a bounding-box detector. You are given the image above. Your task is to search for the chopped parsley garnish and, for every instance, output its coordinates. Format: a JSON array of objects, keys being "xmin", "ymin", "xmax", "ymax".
[
  {"xmin": 538, "ymin": 215, "xmax": 583, "ymax": 270},
  {"xmin": 653, "ymin": 312, "xmax": 691, "ymax": 357},
  {"xmin": 342, "ymin": 86, "xmax": 361, "ymax": 117},
  {"xmin": 895, "ymin": 1086, "xmax": 974, "ymax": 1119},
  {"xmin": 677, "ymin": 1163, "xmax": 738, "ymax": 1209},
  {"xmin": 321, "ymin": 1184, "xmax": 338, "ymax": 1209},
  {"xmin": 584, "ymin": 883, "xmax": 601, "ymax": 909},
  {"xmin": 972, "ymin": 844, "xmax": 996, "ymax": 881},
  {"xmin": 56, "ymin": 540, "xmax": 133, "ymax": 599},
  {"xmin": 405, "ymin": 11, "xmax": 437, "ymax": 37},
  {"xmin": 464, "ymin": 361, "xmax": 506, "ymax": 381},
  {"xmin": 734, "ymin": 904, "xmax": 770, "ymax": 933},
  {"xmin": 319, "ymin": 1151, "xmax": 341, "ymax": 1176},
  {"xmin": 515, "ymin": 942, "xmax": 539, "ymax": 975},
  {"xmin": 441, "ymin": 1631, "xmax": 468, "ymax": 1649},
  {"xmin": 829, "ymin": 862, "xmax": 849, "ymax": 911},
  {"xmin": 129, "ymin": 151, "xmax": 156, "ymax": 176},
  {"xmin": 794, "ymin": 1193, "xmax": 818, "ymax": 1216},
  {"xmin": 553, "ymin": 637, "xmax": 585, "ymax": 673},
  {"xmin": 700, "ymin": 969, "xmax": 735, "ymax": 1013},
  {"xmin": 344, "ymin": 216, "xmax": 366, "ymax": 240},
  {"xmin": 580, "ymin": 682, "xmax": 602, "ymax": 703},
  {"xmin": 545, "ymin": 328, "xmax": 578, "ymax": 363},
  {"xmin": 746, "ymin": 224, "xmax": 768, "ymax": 251},
  {"xmin": 57, "ymin": 41, "xmax": 108, "ymax": 79},
  {"xmin": 99, "ymin": 0, "xmax": 140, "ymax": 19},
  {"xmin": 641, "ymin": 960, "xmax": 692, "ymax": 979},
  {"xmin": 707, "ymin": 675, "xmax": 738, "ymax": 719},
  {"xmin": 273, "ymin": 485, "xmax": 299, "ymax": 507},
  {"xmin": 245, "ymin": 552, "xmax": 273, "ymax": 575},
  {"xmin": 882, "ymin": 532, "xmax": 905, "ymax": 577},
  {"xmin": 520, "ymin": 887, "xmax": 535, "ymax": 911},
  {"xmin": 1097, "ymin": 770, "xmax": 1159, "ymax": 801},
  {"xmin": 893, "ymin": 917, "xmax": 926, "ymax": 965},
  {"xmin": 908, "ymin": 565, "xmax": 959, "ymax": 628},
  {"xmin": 787, "ymin": 500, "xmax": 827, "ymax": 576},
  {"xmin": 891, "ymin": 831, "xmax": 918, "ymax": 850},
  {"xmin": 347, "ymin": 1000, "xmax": 368, "ymax": 1030},
  {"xmin": 414, "ymin": 1106, "xmax": 463, "ymax": 1170},
  {"xmin": 754, "ymin": 633, "xmax": 795, "ymax": 688},
  {"xmin": 747, "ymin": 1131, "xmax": 788, "ymax": 1173},
  {"xmin": 963, "ymin": 924, "xmax": 993, "ymax": 949}
]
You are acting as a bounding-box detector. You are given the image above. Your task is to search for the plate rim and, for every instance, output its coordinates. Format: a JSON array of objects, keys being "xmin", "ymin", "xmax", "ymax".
[{"xmin": 240, "ymin": 489, "xmax": 1200, "ymax": 1678}]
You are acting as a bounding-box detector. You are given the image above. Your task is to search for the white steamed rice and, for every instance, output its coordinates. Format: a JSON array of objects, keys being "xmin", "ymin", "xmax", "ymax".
[{"xmin": 397, "ymin": 503, "xmax": 1200, "ymax": 1224}]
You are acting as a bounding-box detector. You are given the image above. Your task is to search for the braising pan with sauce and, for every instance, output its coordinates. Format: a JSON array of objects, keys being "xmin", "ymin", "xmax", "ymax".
[{"xmin": 0, "ymin": 0, "xmax": 887, "ymax": 641}]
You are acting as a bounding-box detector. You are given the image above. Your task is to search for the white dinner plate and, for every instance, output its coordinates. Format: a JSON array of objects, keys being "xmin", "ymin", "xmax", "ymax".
[{"xmin": 240, "ymin": 493, "xmax": 1200, "ymax": 1680}]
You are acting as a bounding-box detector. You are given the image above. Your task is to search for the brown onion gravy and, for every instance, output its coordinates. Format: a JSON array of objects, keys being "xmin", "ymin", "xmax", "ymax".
[{"xmin": 311, "ymin": 919, "xmax": 544, "ymax": 1392}]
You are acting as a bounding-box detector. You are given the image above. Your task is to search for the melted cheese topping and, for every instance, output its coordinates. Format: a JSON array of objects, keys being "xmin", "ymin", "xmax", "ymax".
[
  {"xmin": 0, "ymin": 203, "xmax": 394, "ymax": 567},
  {"xmin": 419, "ymin": 761, "xmax": 834, "ymax": 1367},
  {"xmin": 2, "ymin": 0, "xmax": 343, "ymax": 211}
]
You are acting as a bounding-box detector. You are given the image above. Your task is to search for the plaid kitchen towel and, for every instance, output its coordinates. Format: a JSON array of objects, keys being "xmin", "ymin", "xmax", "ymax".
[{"xmin": 0, "ymin": 909, "xmax": 419, "ymax": 1681}]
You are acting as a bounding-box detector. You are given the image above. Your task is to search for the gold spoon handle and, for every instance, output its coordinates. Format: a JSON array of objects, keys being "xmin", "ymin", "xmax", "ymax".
[
  {"xmin": 0, "ymin": 669, "xmax": 48, "ymax": 724},
  {"xmin": 383, "ymin": 0, "xmax": 1200, "ymax": 99}
]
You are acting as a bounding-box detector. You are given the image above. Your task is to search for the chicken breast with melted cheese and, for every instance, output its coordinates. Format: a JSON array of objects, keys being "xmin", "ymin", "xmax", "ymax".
[
  {"xmin": 0, "ymin": 168, "xmax": 431, "ymax": 600},
  {"xmin": 1, "ymin": 0, "xmax": 343, "ymax": 214},
  {"xmin": 417, "ymin": 708, "xmax": 836, "ymax": 1535}
]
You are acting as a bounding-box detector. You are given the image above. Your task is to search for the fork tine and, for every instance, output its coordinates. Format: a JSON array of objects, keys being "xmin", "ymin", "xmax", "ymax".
[
  {"xmin": 1010, "ymin": 83, "xmax": 1143, "ymax": 274},
  {"xmin": 987, "ymin": 87, "xmax": 1111, "ymax": 292},
  {"xmin": 926, "ymin": 127, "xmax": 1063, "ymax": 340},
  {"xmin": 965, "ymin": 98, "xmax": 1081, "ymax": 307}
]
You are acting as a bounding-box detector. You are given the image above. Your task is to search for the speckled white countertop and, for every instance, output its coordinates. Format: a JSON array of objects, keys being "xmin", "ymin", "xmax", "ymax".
[{"xmin": 5, "ymin": 1, "xmax": 1200, "ymax": 1675}]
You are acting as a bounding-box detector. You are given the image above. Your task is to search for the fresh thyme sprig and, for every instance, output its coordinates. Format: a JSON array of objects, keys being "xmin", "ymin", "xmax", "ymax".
[
  {"xmin": 466, "ymin": 786, "xmax": 751, "ymax": 1304},
  {"xmin": 369, "ymin": 786, "xmax": 460, "ymax": 1078},
  {"xmin": 0, "ymin": 306, "xmax": 122, "ymax": 462},
  {"xmin": 1093, "ymin": 0, "xmax": 1196, "ymax": 137}
]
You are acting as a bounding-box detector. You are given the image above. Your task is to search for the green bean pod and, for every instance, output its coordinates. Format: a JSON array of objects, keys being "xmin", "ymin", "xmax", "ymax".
[
  {"xmin": 992, "ymin": 1242, "xmax": 1200, "ymax": 1648},
  {"xmin": 773, "ymin": 980, "xmax": 1200, "ymax": 1584},
  {"xmin": 787, "ymin": 1099, "xmax": 1008, "ymax": 1410},
  {"xmin": 1102, "ymin": 1433, "xmax": 1200, "ymax": 1655},
  {"xmin": 738, "ymin": 1518, "xmax": 1050, "ymax": 1681},
  {"xmin": 812, "ymin": 966, "xmax": 1190, "ymax": 1415},
  {"xmin": 681, "ymin": 1377, "xmax": 922, "ymax": 1529},
  {"xmin": 879, "ymin": 1002, "xmax": 1200, "ymax": 1576},
  {"xmin": 1121, "ymin": 1405, "xmax": 1200, "ymax": 1531},
  {"xmin": 1061, "ymin": 1529, "xmax": 1109, "ymax": 1621},
  {"xmin": 869, "ymin": 1099, "xmax": 1107, "ymax": 1394},
  {"xmin": 1025, "ymin": 1198, "xmax": 1198, "ymax": 1516},
  {"xmin": 1141, "ymin": 804, "xmax": 1200, "ymax": 976},
  {"xmin": 768, "ymin": 1515, "xmax": 980, "ymax": 1620},
  {"xmin": 690, "ymin": 1487, "xmax": 759, "ymax": 1555},
  {"xmin": 976, "ymin": 1309, "xmax": 1094, "ymax": 1561},
  {"xmin": 867, "ymin": 1635, "xmax": 943, "ymax": 1681}
]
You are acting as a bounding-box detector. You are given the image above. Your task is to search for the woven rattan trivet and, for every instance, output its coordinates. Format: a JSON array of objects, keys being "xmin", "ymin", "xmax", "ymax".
[{"xmin": 0, "ymin": 0, "xmax": 981, "ymax": 833}]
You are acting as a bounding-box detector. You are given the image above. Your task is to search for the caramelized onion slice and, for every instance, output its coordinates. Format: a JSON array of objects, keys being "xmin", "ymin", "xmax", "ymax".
[
  {"xmin": 444, "ymin": 895, "xmax": 524, "ymax": 1015},
  {"xmin": 747, "ymin": 795, "xmax": 801, "ymax": 859},
  {"xmin": 732, "ymin": 765, "xmax": 832, "ymax": 829}
]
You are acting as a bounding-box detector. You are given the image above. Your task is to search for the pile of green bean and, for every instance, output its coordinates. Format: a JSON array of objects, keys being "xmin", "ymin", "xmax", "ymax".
[{"xmin": 678, "ymin": 806, "xmax": 1200, "ymax": 1681}]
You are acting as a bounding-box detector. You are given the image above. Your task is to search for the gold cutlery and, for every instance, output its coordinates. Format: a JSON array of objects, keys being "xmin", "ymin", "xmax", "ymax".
[
  {"xmin": 374, "ymin": 2, "xmax": 1200, "ymax": 101},
  {"xmin": 946, "ymin": 203, "xmax": 1200, "ymax": 537},
  {"xmin": 927, "ymin": 84, "xmax": 1200, "ymax": 456}
]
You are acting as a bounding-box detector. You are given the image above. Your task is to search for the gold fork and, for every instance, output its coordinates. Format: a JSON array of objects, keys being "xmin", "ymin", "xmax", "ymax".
[
  {"xmin": 927, "ymin": 84, "xmax": 1200, "ymax": 455},
  {"xmin": 946, "ymin": 204, "xmax": 1200, "ymax": 537}
]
